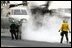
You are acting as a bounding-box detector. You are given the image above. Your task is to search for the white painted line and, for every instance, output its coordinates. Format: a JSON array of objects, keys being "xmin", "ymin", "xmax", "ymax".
[{"xmin": 1, "ymin": 45, "xmax": 17, "ymax": 47}]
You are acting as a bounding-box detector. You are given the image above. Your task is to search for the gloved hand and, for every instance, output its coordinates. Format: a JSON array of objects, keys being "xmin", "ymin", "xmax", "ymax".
[
  {"xmin": 58, "ymin": 30, "xmax": 60, "ymax": 32},
  {"xmin": 69, "ymin": 31, "xmax": 71, "ymax": 33}
]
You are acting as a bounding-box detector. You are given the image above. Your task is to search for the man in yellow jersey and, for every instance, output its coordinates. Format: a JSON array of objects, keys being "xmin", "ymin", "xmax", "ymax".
[{"xmin": 59, "ymin": 20, "xmax": 70, "ymax": 43}]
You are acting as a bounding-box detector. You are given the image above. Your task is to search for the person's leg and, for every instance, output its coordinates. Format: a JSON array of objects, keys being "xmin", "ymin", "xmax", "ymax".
[
  {"xmin": 16, "ymin": 32, "xmax": 19, "ymax": 39},
  {"xmin": 16, "ymin": 32, "xmax": 18, "ymax": 39},
  {"xmin": 14, "ymin": 32, "xmax": 18, "ymax": 40},
  {"xmin": 65, "ymin": 32, "xmax": 69, "ymax": 43},
  {"xmin": 11, "ymin": 32, "xmax": 14, "ymax": 40},
  {"xmin": 17, "ymin": 30, "xmax": 21, "ymax": 40},
  {"xmin": 19, "ymin": 32, "xmax": 21, "ymax": 40},
  {"xmin": 60, "ymin": 32, "xmax": 64, "ymax": 43},
  {"xmin": 18, "ymin": 30, "xmax": 21, "ymax": 39}
]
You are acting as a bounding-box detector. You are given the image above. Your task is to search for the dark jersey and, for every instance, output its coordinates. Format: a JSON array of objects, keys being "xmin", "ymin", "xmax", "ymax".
[{"xmin": 10, "ymin": 23, "xmax": 17, "ymax": 32}]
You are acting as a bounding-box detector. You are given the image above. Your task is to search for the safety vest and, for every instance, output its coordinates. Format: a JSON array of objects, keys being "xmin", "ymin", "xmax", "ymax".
[{"xmin": 61, "ymin": 23, "xmax": 69, "ymax": 32}]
